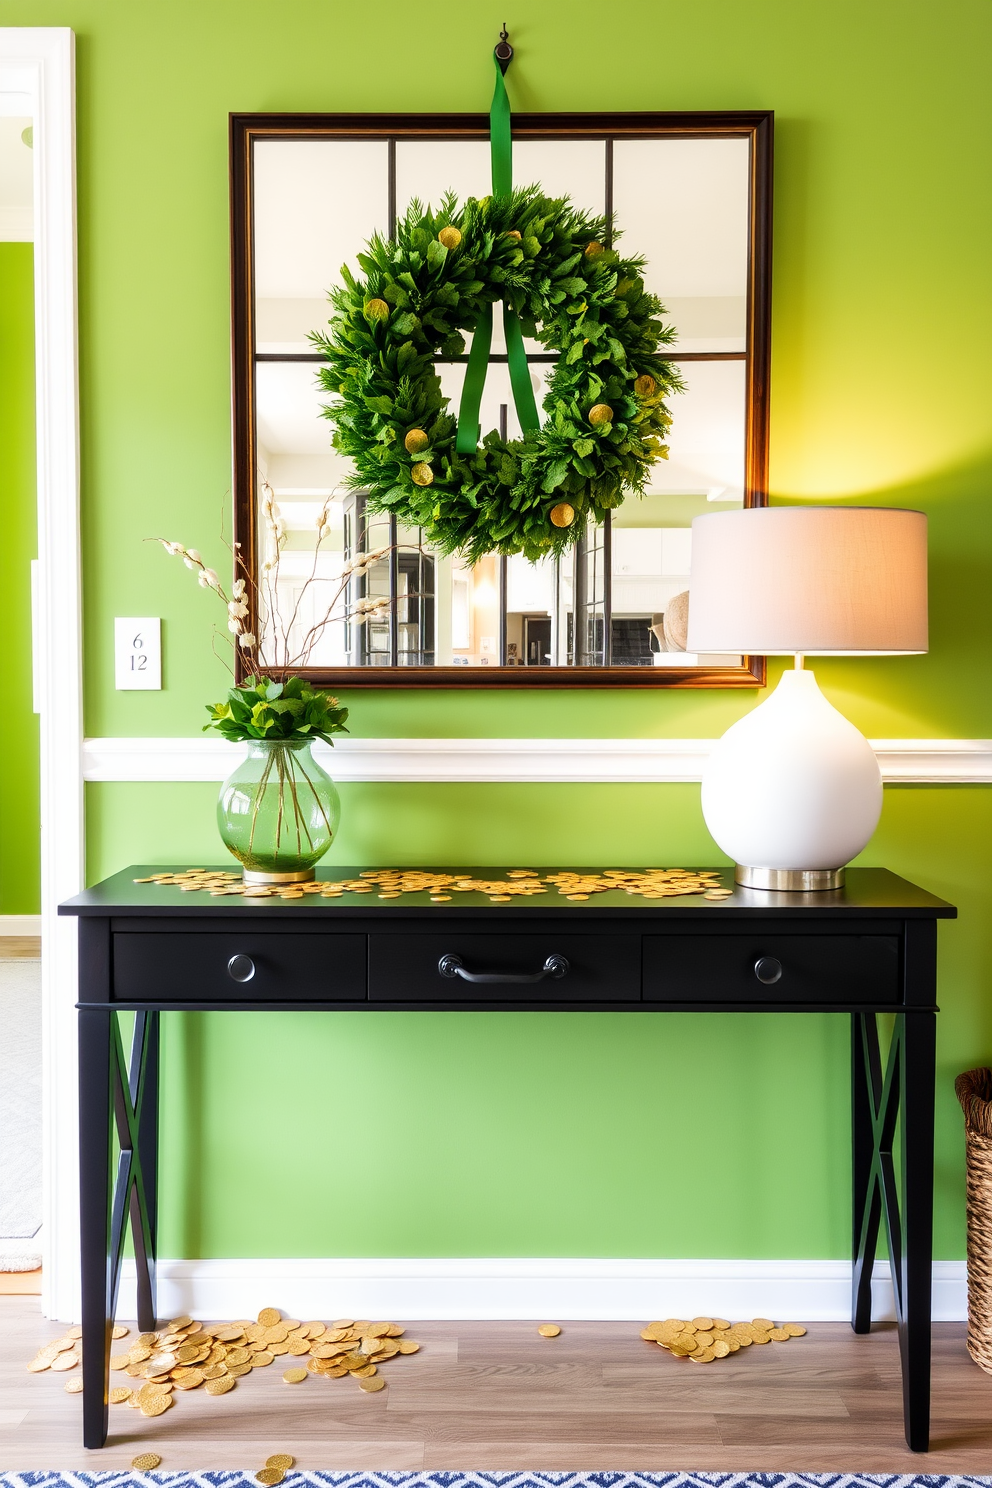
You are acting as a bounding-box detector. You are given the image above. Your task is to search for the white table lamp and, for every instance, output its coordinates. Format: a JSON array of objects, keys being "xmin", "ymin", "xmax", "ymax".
[{"xmin": 686, "ymin": 506, "xmax": 928, "ymax": 890}]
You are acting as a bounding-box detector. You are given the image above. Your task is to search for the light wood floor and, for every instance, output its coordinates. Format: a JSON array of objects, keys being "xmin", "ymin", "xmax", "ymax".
[
  {"xmin": 0, "ymin": 938, "xmax": 41, "ymax": 959},
  {"xmin": 3, "ymin": 1299, "xmax": 992, "ymax": 1471}
]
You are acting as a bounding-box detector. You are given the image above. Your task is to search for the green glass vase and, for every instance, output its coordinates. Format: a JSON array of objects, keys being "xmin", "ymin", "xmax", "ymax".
[{"xmin": 217, "ymin": 738, "xmax": 340, "ymax": 883}]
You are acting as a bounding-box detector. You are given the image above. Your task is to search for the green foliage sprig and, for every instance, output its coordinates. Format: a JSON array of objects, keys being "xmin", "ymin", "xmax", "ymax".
[
  {"xmin": 313, "ymin": 186, "xmax": 683, "ymax": 563},
  {"xmin": 205, "ymin": 676, "xmax": 349, "ymax": 747}
]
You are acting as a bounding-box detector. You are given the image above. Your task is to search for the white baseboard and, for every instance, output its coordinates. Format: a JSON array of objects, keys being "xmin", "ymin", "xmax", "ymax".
[
  {"xmin": 0, "ymin": 914, "xmax": 41, "ymax": 936},
  {"xmin": 80, "ymin": 736, "xmax": 992, "ymax": 785},
  {"xmin": 106, "ymin": 1256, "xmax": 966, "ymax": 1327}
]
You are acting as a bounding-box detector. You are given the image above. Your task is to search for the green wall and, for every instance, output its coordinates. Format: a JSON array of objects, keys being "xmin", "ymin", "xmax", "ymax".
[
  {"xmin": 5, "ymin": 0, "xmax": 992, "ymax": 1260},
  {"xmin": 0, "ymin": 242, "xmax": 39, "ymax": 917}
]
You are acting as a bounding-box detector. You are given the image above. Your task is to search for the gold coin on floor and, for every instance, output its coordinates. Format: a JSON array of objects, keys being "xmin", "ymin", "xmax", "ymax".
[
  {"xmin": 255, "ymin": 1471, "xmax": 284, "ymax": 1486},
  {"xmin": 64, "ymin": 1376, "xmax": 84, "ymax": 1393},
  {"xmin": 51, "ymin": 1352, "xmax": 80, "ymax": 1371},
  {"xmin": 110, "ymin": 1387, "xmax": 132, "ymax": 1403},
  {"xmin": 397, "ymin": 1340, "xmax": 420, "ymax": 1353},
  {"xmin": 359, "ymin": 1374, "xmax": 386, "ymax": 1391},
  {"xmin": 769, "ymin": 1327, "xmax": 790, "ymax": 1341},
  {"xmin": 140, "ymin": 1394, "xmax": 172, "ymax": 1416},
  {"xmin": 283, "ymin": 1367, "xmax": 307, "ymax": 1383},
  {"xmin": 783, "ymin": 1322, "xmax": 807, "ymax": 1336},
  {"xmin": 112, "ymin": 1325, "xmax": 129, "ymax": 1339},
  {"xmin": 132, "ymin": 1454, "xmax": 162, "ymax": 1470},
  {"xmin": 257, "ymin": 1307, "xmax": 281, "ymax": 1327},
  {"xmin": 752, "ymin": 1317, "xmax": 774, "ymax": 1329},
  {"xmin": 205, "ymin": 1375, "xmax": 236, "ymax": 1394},
  {"xmin": 266, "ymin": 1455, "xmax": 295, "ymax": 1471},
  {"xmin": 537, "ymin": 1324, "xmax": 561, "ymax": 1337}
]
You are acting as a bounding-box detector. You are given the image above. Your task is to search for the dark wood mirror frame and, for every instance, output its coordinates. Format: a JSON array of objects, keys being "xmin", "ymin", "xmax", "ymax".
[{"xmin": 230, "ymin": 109, "xmax": 772, "ymax": 689}]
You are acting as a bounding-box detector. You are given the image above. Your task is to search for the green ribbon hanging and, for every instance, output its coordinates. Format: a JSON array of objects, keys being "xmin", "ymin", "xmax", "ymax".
[{"xmin": 455, "ymin": 54, "xmax": 540, "ymax": 455}]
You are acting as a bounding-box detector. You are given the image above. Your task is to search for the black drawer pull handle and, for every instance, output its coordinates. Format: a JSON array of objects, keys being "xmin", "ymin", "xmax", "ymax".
[
  {"xmin": 438, "ymin": 952, "xmax": 569, "ymax": 985},
  {"xmin": 227, "ymin": 954, "xmax": 256, "ymax": 983},
  {"xmin": 754, "ymin": 956, "xmax": 783, "ymax": 985}
]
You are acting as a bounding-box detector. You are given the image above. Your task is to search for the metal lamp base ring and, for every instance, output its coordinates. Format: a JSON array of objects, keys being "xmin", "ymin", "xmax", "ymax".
[{"xmin": 735, "ymin": 865, "xmax": 846, "ymax": 892}]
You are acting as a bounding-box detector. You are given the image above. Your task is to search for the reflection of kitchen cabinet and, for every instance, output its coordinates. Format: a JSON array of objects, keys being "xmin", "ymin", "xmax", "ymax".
[
  {"xmin": 611, "ymin": 526, "xmax": 691, "ymax": 618},
  {"xmin": 342, "ymin": 491, "xmax": 435, "ymax": 666}
]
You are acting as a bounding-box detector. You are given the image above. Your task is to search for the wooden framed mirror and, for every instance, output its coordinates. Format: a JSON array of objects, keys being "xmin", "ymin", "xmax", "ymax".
[{"xmin": 231, "ymin": 109, "xmax": 772, "ymax": 687}]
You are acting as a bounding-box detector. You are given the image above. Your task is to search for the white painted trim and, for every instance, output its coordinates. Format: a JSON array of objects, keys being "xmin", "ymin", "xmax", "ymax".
[
  {"xmin": 82, "ymin": 735, "xmax": 992, "ymax": 785},
  {"xmin": 0, "ymin": 915, "xmax": 42, "ymax": 936},
  {"xmin": 105, "ymin": 1256, "xmax": 966, "ymax": 1328},
  {"xmin": 1, "ymin": 27, "xmax": 81, "ymax": 1325}
]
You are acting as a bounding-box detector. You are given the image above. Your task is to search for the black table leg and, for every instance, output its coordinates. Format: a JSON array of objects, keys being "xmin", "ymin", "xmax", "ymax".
[
  {"xmin": 850, "ymin": 1008, "xmax": 935, "ymax": 1452},
  {"xmin": 900, "ymin": 1008, "xmax": 936, "ymax": 1452},
  {"xmin": 79, "ymin": 1007, "xmax": 113, "ymax": 1450},
  {"xmin": 79, "ymin": 1006, "xmax": 161, "ymax": 1448},
  {"xmin": 852, "ymin": 1011, "xmax": 881, "ymax": 1332}
]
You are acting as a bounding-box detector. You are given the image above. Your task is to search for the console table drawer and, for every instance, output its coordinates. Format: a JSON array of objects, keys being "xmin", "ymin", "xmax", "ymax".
[
  {"xmin": 644, "ymin": 934, "xmax": 900, "ymax": 1004},
  {"xmin": 369, "ymin": 933, "xmax": 640, "ymax": 1002},
  {"xmin": 112, "ymin": 932, "xmax": 366, "ymax": 1002}
]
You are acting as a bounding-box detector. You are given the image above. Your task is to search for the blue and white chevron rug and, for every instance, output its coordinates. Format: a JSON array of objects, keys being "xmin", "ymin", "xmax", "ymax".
[{"xmin": 1, "ymin": 1473, "xmax": 990, "ymax": 1488}]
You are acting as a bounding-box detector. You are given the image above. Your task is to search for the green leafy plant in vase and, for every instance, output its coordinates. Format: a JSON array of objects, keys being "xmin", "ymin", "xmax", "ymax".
[
  {"xmin": 156, "ymin": 488, "xmax": 394, "ymax": 882},
  {"xmin": 206, "ymin": 676, "xmax": 348, "ymax": 883}
]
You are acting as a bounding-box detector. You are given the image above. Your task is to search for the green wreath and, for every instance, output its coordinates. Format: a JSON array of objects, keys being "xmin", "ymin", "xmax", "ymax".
[{"xmin": 313, "ymin": 185, "xmax": 683, "ymax": 562}]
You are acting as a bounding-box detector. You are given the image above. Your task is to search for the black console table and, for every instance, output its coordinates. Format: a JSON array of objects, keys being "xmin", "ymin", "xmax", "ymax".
[{"xmin": 61, "ymin": 864, "xmax": 955, "ymax": 1452}]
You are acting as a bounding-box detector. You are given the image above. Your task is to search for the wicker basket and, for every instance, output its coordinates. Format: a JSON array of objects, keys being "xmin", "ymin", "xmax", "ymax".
[{"xmin": 955, "ymin": 1066, "xmax": 992, "ymax": 1373}]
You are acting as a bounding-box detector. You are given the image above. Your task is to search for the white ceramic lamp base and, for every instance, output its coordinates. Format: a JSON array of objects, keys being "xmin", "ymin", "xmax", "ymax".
[{"xmin": 700, "ymin": 667, "xmax": 882, "ymax": 890}]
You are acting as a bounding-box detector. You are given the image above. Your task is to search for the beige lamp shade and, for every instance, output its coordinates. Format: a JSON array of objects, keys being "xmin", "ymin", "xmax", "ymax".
[{"xmin": 686, "ymin": 506, "xmax": 928, "ymax": 655}]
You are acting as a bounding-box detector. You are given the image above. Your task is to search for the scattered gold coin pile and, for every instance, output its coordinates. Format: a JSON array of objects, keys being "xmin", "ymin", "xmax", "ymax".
[
  {"xmin": 28, "ymin": 1308, "xmax": 418, "ymax": 1414},
  {"xmin": 26, "ymin": 1321, "xmax": 107, "ymax": 1377},
  {"xmin": 641, "ymin": 1315, "xmax": 807, "ymax": 1363},
  {"xmin": 256, "ymin": 1453, "xmax": 294, "ymax": 1484},
  {"xmin": 136, "ymin": 867, "xmax": 734, "ymax": 904}
]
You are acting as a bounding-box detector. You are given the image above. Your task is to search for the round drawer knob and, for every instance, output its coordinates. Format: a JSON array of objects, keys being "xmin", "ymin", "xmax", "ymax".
[
  {"xmin": 227, "ymin": 953, "xmax": 256, "ymax": 983},
  {"xmin": 754, "ymin": 955, "xmax": 783, "ymax": 985}
]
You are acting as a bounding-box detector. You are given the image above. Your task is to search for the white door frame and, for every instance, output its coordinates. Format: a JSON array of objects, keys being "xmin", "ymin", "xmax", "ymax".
[{"xmin": 1, "ymin": 27, "xmax": 82, "ymax": 1322}]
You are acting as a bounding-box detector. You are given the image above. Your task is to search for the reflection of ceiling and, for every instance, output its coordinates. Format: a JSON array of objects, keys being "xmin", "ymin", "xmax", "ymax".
[
  {"xmin": 254, "ymin": 140, "xmax": 388, "ymax": 299},
  {"xmin": 252, "ymin": 136, "xmax": 749, "ymax": 352},
  {"xmin": 0, "ymin": 114, "xmax": 33, "ymax": 241}
]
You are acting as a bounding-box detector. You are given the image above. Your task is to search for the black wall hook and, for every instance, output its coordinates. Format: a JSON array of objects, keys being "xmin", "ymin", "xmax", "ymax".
[{"xmin": 494, "ymin": 24, "xmax": 513, "ymax": 74}]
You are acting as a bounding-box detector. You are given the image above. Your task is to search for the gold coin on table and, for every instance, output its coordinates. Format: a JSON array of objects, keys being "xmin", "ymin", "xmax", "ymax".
[
  {"xmin": 201, "ymin": 1364, "xmax": 226, "ymax": 1379},
  {"xmin": 690, "ymin": 1316, "xmax": 713, "ymax": 1330},
  {"xmin": 351, "ymin": 1363, "xmax": 377, "ymax": 1378},
  {"xmin": 168, "ymin": 1315, "xmax": 193, "ymax": 1330},
  {"xmin": 565, "ymin": 894, "xmax": 589, "ymax": 901},
  {"xmin": 668, "ymin": 1338, "xmax": 696, "ymax": 1357},
  {"xmin": 712, "ymin": 1318, "xmax": 730, "ymax": 1330},
  {"xmin": 752, "ymin": 1317, "xmax": 774, "ymax": 1330},
  {"xmin": 397, "ymin": 1340, "xmax": 420, "ymax": 1353},
  {"xmin": 359, "ymin": 1374, "xmax": 386, "ymax": 1391},
  {"xmin": 266, "ymin": 1455, "xmax": 294, "ymax": 1471},
  {"xmin": 64, "ymin": 1376, "xmax": 84, "ymax": 1393},
  {"xmin": 537, "ymin": 1324, "xmax": 561, "ymax": 1337},
  {"xmin": 783, "ymin": 1323, "xmax": 807, "ymax": 1336},
  {"xmin": 109, "ymin": 1352, "xmax": 131, "ymax": 1370},
  {"xmin": 132, "ymin": 1453, "xmax": 162, "ymax": 1470},
  {"xmin": 51, "ymin": 1351, "xmax": 80, "ymax": 1371},
  {"xmin": 690, "ymin": 1348, "xmax": 717, "ymax": 1363},
  {"xmin": 750, "ymin": 1331, "xmax": 771, "ymax": 1345},
  {"xmin": 693, "ymin": 1331, "xmax": 714, "ymax": 1348},
  {"xmin": 176, "ymin": 1343, "xmax": 201, "ymax": 1363},
  {"xmin": 711, "ymin": 1340, "xmax": 731, "ymax": 1358},
  {"xmin": 251, "ymin": 1352, "xmax": 274, "ymax": 1367},
  {"xmin": 431, "ymin": 895, "xmax": 452, "ymax": 902},
  {"xmin": 283, "ymin": 1367, "xmax": 308, "ymax": 1384},
  {"xmin": 111, "ymin": 1325, "xmax": 129, "ymax": 1339},
  {"xmin": 769, "ymin": 1327, "xmax": 790, "ymax": 1341},
  {"xmin": 255, "ymin": 1471, "xmax": 285, "ymax": 1486},
  {"xmin": 733, "ymin": 1332, "xmax": 752, "ymax": 1346},
  {"xmin": 226, "ymin": 1362, "xmax": 252, "ymax": 1378},
  {"xmin": 110, "ymin": 1386, "xmax": 132, "ymax": 1403},
  {"xmin": 727, "ymin": 1338, "xmax": 740, "ymax": 1352},
  {"xmin": 140, "ymin": 1394, "xmax": 172, "ymax": 1416}
]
